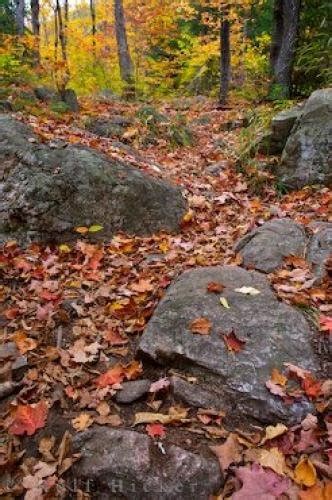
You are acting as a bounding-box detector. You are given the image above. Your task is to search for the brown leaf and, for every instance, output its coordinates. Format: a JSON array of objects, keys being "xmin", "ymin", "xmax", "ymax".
[
  {"xmin": 189, "ymin": 317, "xmax": 212, "ymax": 335},
  {"xmin": 210, "ymin": 433, "xmax": 242, "ymax": 471},
  {"xmin": 207, "ymin": 282, "xmax": 225, "ymax": 293}
]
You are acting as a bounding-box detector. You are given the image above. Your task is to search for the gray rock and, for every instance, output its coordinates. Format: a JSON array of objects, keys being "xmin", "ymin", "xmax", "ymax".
[
  {"xmin": 206, "ymin": 161, "xmax": 228, "ymax": 176},
  {"xmin": 234, "ymin": 218, "xmax": 307, "ymax": 273},
  {"xmin": 34, "ymin": 87, "xmax": 57, "ymax": 102},
  {"xmin": 0, "ymin": 100, "xmax": 13, "ymax": 112},
  {"xmin": 72, "ymin": 428, "xmax": 222, "ymax": 499},
  {"xmin": 139, "ymin": 266, "xmax": 318, "ymax": 425},
  {"xmin": 0, "ymin": 115, "xmax": 186, "ymax": 243},
  {"xmin": 0, "ymin": 342, "xmax": 28, "ymax": 378},
  {"xmin": 171, "ymin": 376, "xmax": 224, "ymax": 410},
  {"xmin": 259, "ymin": 105, "xmax": 303, "ymax": 155},
  {"xmin": 277, "ymin": 88, "xmax": 332, "ymax": 188},
  {"xmin": 86, "ymin": 116, "xmax": 132, "ymax": 138},
  {"xmin": 307, "ymin": 222, "xmax": 332, "ymax": 280},
  {"xmin": 60, "ymin": 89, "xmax": 79, "ymax": 112},
  {"xmin": 115, "ymin": 379, "xmax": 151, "ymax": 404}
]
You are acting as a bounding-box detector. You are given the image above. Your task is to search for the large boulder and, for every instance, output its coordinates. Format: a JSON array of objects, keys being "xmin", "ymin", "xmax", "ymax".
[
  {"xmin": 0, "ymin": 115, "xmax": 186, "ymax": 244},
  {"xmin": 277, "ymin": 88, "xmax": 332, "ymax": 188},
  {"xmin": 307, "ymin": 222, "xmax": 332, "ymax": 280},
  {"xmin": 139, "ymin": 266, "xmax": 319, "ymax": 426},
  {"xmin": 234, "ymin": 218, "xmax": 307, "ymax": 273},
  {"xmin": 72, "ymin": 428, "xmax": 222, "ymax": 499},
  {"xmin": 259, "ymin": 105, "xmax": 303, "ymax": 155}
]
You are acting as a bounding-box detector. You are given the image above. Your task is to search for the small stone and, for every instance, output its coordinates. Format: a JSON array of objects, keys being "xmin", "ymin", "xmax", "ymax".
[
  {"xmin": 206, "ymin": 161, "xmax": 228, "ymax": 176},
  {"xmin": 115, "ymin": 379, "xmax": 151, "ymax": 404},
  {"xmin": 0, "ymin": 342, "xmax": 28, "ymax": 378}
]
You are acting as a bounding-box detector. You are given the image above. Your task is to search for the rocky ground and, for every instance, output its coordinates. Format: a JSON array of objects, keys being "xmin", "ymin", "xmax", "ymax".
[{"xmin": 0, "ymin": 94, "xmax": 331, "ymax": 499}]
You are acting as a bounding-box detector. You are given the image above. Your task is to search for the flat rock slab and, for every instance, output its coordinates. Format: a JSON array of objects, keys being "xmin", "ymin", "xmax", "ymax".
[
  {"xmin": 0, "ymin": 115, "xmax": 186, "ymax": 243},
  {"xmin": 139, "ymin": 266, "xmax": 318, "ymax": 425},
  {"xmin": 234, "ymin": 218, "xmax": 307, "ymax": 273},
  {"xmin": 72, "ymin": 428, "xmax": 222, "ymax": 499}
]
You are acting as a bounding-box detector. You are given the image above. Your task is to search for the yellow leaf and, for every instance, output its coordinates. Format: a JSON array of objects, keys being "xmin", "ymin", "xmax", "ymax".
[
  {"xmin": 71, "ymin": 413, "xmax": 94, "ymax": 432},
  {"xmin": 260, "ymin": 423, "xmax": 288, "ymax": 445},
  {"xmin": 270, "ymin": 368, "xmax": 288, "ymax": 386},
  {"xmin": 159, "ymin": 240, "xmax": 169, "ymax": 253},
  {"xmin": 220, "ymin": 297, "xmax": 230, "ymax": 309},
  {"xmin": 58, "ymin": 244, "xmax": 71, "ymax": 253},
  {"xmin": 294, "ymin": 457, "xmax": 317, "ymax": 487},
  {"xmin": 258, "ymin": 447, "xmax": 286, "ymax": 475},
  {"xmin": 133, "ymin": 409, "xmax": 188, "ymax": 426},
  {"xmin": 182, "ymin": 210, "xmax": 194, "ymax": 223},
  {"xmin": 88, "ymin": 224, "xmax": 103, "ymax": 233},
  {"xmin": 75, "ymin": 226, "xmax": 89, "ymax": 235}
]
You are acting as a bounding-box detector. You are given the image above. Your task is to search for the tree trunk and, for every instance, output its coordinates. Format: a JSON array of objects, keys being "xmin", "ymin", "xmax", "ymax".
[
  {"xmin": 15, "ymin": 0, "xmax": 24, "ymax": 35},
  {"xmin": 31, "ymin": 0, "xmax": 40, "ymax": 64},
  {"xmin": 55, "ymin": 0, "xmax": 70, "ymax": 92},
  {"xmin": 114, "ymin": 0, "xmax": 134, "ymax": 88},
  {"xmin": 90, "ymin": 0, "xmax": 96, "ymax": 60},
  {"xmin": 270, "ymin": 0, "xmax": 301, "ymax": 98},
  {"xmin": 219, "ymin": 17, "xmax": 231, "ymax": 106}
]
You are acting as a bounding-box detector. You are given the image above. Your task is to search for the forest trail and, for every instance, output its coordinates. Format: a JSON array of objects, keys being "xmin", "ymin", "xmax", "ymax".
[{"xmin": 0, "ymin": 96, "xmax": 331, "ymax": 498}]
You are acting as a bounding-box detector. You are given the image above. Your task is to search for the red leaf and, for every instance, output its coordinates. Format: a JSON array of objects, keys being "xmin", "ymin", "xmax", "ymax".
[
  {"xmin": 207, "ymin": 282, "xmax": 225, "ymax": 293},
  {"xmin": 319, "ymin": 315, "xmax": 332, "ymax": 334},
  {"xmin": 222, "ymin": 331, "xmax": 246, "ymax": 353},
  {"xmin": 233, "ymin": 464, "xmax": 291, "ymax": 499},
  {"xmin": 9, "ymin": 401, "xmax": 48, "ymax": 436},
  {"xmin": 146, "ymin": 423, "xmax": 166, "ymax": 438},
  {"xmin": 95, "ymin": 365, "xmax": 125, "ymax": 388},
  {"xmin": 301, "ymin": 374, "xmax": 322, "ymax": 399},
  {"xmin": 104, "ymin": 329, "xmax": 129, "ymax": 346},
  {"xmin": 4, "ymin": 307, "xmax": 20, "ymax": 320}
]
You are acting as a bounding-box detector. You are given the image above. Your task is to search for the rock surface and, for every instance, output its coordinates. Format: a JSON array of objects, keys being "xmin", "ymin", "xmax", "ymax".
[
  {"xmin": 171, "ymin": 376, "xmax": 224, "ymax": 410},
  {"xmin": 234, "ymin": 218, "xmax": 307, "ymax": 273},
  {"xmin": 259, "ymin": 105, "xmax": 303, "ymax": 155},
  {"xmin": 139, "ymin": 266, "xmax": 318, "ymax": 425},
  {"xmin": 277, "ymin": 88, "xmax": 332, "ymax": 188},
  {"xmin": 86, "ymin": 115, "xmax": 133, "ymax": 138},
  {"xmin": 0, "ymin": 115, "xmax": 186, "ymax": 243},
  {"xmin": 307, "ymin": 222, "xmax": 332, "ymax": 280},
  {"xmin": 115, "ymin": 380, "xmax": 151, "ymax": 404},
  {"xmin": 72, "ymin": 427, "xmax": 222, "ymax": 499}
]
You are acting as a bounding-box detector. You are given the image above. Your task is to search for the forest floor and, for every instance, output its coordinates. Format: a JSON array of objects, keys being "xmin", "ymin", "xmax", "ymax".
[{"xmin": 0, "ymin": 94, "xmax": 331, "ymax": 498}]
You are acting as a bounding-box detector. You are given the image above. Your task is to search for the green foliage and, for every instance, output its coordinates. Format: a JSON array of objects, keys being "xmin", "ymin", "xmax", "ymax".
[
  {"xmin": 0, "ymin": 0, "xmax": 15, "ymax": 34},
  {"xmin": 50, "ymin": 100, "xmax": 70, "ymax": 114}
]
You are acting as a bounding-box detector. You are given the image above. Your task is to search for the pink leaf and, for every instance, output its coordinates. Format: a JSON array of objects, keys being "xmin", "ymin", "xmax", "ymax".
[{"xmin": 233, "ymin": 464, "xmax": 291, "ymax": 500}]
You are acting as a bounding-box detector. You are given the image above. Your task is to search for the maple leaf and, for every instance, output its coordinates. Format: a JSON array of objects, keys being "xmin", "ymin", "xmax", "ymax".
[
  {"xmin": 210, "ymin": 433, "xmax": 242, "ymax": 471},
  {"xmin": 189, "ymin": 317, "xmax": 212, "ymax": 335},
  {"xmin": 95, "ymin": 365, "xmax": 125, "ymax": 388},
  {"xmin": 104, "ymin": 329, "xmax": 129, "ymax": 345},
  {"xmin": 72, "ymin": 413, "xmax": 94, "ymax": 432},
  {"xmin": 123, "ymin": 360, "xmax": 143, "ymax": 380},
  {"xmin": 207, "ymin": 281, "xmax": 225, "ymax": 293},
  {"xmin": 222, "ymin": 331, "xmax": 246, "ymax": 353},
  {"xmin": 257, "ymin": 447, "xmax": 286, "ymax": 475},
  {"xmin": 301, "ymin": 374, "xmax": 322, "ymax": 399},
  {"xmin": 294, "ymin": 457, "xmax": 317, "ymax": 487},
  {"xmin": 233, "ymin": 464, "xmax": 291, "ymax": 500},
  {"xmin": 260, "ymin": 423, "xmax": 288, "ymax": 445},
  {"xmin": 9, "ymin": 401, "xmax": 48, "ymax": 436},
  {"xmin": 13, "ymin": 331, "xmax": 38, "ymax": 354},
  {"xmin": 146, "ymin": 423, "xmax": 166, "ymax": 439},
  {"xmin": 131, "ymin": 279, "xmax": 154, "ymax": 293},
  {"xmin": 265, "ymin": 380, "xmax": 287, "ymax": 398},
  {"xmin": 270, "ymin": 368, "xmax": 287, "ymax": 387}
]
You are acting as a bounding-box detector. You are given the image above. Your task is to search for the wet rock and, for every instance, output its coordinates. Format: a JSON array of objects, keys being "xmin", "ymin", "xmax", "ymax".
[
  {"xmin": 234, "ymin": 218, "xmax": 307, "ymax": 273},
  {"xmin": 139, "ymin": 266, "xmax": 318, "ymax": 426},
  {"xmin": 72, "ymin": 427, "xmax": 222, "ymax": 499},
  {"xmin": 307, "ymin": 222, "xmax": 332, "ymax": 280},
  {"xmin": 277, "ymin": 88, "xmax": 332, "ymax": 188},
  {"xmin": 115, "ymin": 380, "xmax": 151, "ymax": 404},
  {"xmin": 0, "ymin": 115, "xmax": 186, "ymax": 244}
]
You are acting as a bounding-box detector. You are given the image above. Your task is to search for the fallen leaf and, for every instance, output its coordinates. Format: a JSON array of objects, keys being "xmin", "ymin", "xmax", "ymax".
[
  {"xmin": 95, "ymin": 364, "xmax": 124, "ymax": 388},
  {"xmin": 234, "ymin": 286, "xmax": 261, "ymax": 296},
  {"xmin": 222, "ymin": 331, "xmax": 246, "ymax": 353},
  {"xmin": 270, "ymin": 368, "xmax": 288, "ymax": 387},
  {"xmin": 133, "ymin": 409, "xmax": 188, "ymax": 425},
  {"xmin": 233, "ymin": 464, "xmax": 290, "ymax": 500},
  {"xmin": 88, "ymin": 224, "xmax": 103, "ymax": 233},
  {"xmin": 298, "ymin": 483, "xmax": 326, "ymax": 500},
  {"xmin": 258, "ymin": 447, "xmax": 286, "ymax": 475},
  {"xmin": 265, "ymin": 380, "xmax": 287, "ymax": 398},
  {"xmin": 9, "ymin": 401, "xmax": 48, "ymax": 436},
  {"xmin": 210, "ymin": 433, "xmax": 242, "ymax": 471},
  {"xmin": 71, "ymin": 413, "xmax": 94, "ymax": 432},
  {"xmin": 146, "ymin": 423, "xmax": 166, "ymax": 438},
  {"xmin": 220, "ymin": 297, "xmax": 230, "ymax": 309},
  {"xmin": 260, "ymin": 423, "xmax": 288, "ymax": 445},
  {"xmin": 294, "ymin": 457, "xmax": 317, "ymax": 487},
  {"xmin": 13, "ymin": 331, "xmax": 37, "ymax": 354},
  {"xmin": 131, "ymin": 279, "xmax": 154, "ymax": 293},
  {"xmin": 149, "ymin": 378, "xmax": 170, "ymax": 393},
  {"xmin": 189, "ymin": 317, "xmax": 212, "ymax": 335},
  {"xmin": 104, "ymin": 329, "xmax": 128, "ymax": 346},
  {"xmin": 207, "ymin": 282, "xmax": 225, "ymax": 293},
  {"xmin": 319, "ymin": 315, "xmax": 332, "ymax": 334},
  {"xmin": 75, "ymin": 226, "xmax": 89, "ymax": 234}
]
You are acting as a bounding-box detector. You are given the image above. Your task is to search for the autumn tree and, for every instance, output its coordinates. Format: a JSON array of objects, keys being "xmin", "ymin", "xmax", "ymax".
[
  {"xmin": 114, "ymin": 0, "xmax": 134, "ymax": 91},
  {"xmin": 270, "ymin": 0, "xmax": 301, "ymax": 98}
]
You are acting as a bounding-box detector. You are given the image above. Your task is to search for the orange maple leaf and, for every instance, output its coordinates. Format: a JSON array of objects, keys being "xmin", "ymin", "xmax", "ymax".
[
  {"xmin": 9, "ymin": 401, "xmax": 48, "ymax": 436},
  {"xmin": 146, "ymin": 423, "xmax": 166, "ymax": 439},
  {"xmin": 95, "ymin": 365, "xmax": 125, "ymax": 388},
  {"xmin": 189, "ymin": 317, "xmax": 212, "ymax": 335}
]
